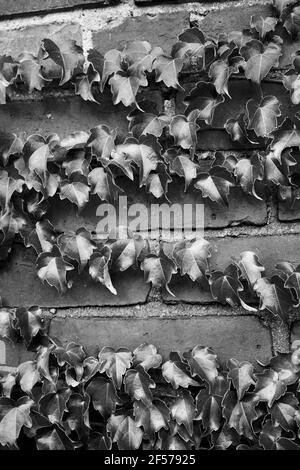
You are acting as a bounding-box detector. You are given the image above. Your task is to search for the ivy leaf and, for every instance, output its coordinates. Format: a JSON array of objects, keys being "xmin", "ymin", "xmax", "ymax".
[
  {"xmin": 108, "ymin": 414, "xmax": 143, "ymax": 450},
  {"xmin": 234, "ymin": 154, "xmax": 264, "ymax": 200},
  {"xmin": 259, "ymin": 419, "xmax": 282, "ymax": 450},
  {"xmin": 16, "ymin": 361, "xmax": 40, "ymax": 394},
  {"xmin": 88, "ymin": 431, "xmax": 112, "ymax": 450},
  {"xmin": 227, "ymin": 358, "xmax": 256, "ymax": 400},
  {"xmin": 211, "ymin": 423, "xmax": 240, "ymax": 450},
  {"xmin": 64, "ymin": 393, "xmax": 90, "ymax": 439},
  {"xmin": 109, "ymin": 72, "xmax": 141, "ymax": 107},
  {"xmin": 153, "ymin": 54, "xmax": 184, "ymax": 89},
  {"xmin": 62, "ymin": 149, "xmax": 91, "ymax": 178},
  {"xmin": 254, "ymin": 369, "xmax": 287, "ymax": 407},
  {"xmin": 21, "ymin": 220, "xmax": 57, "ymax": 255},
  {"xmin": 172, "ymin": 28, "xmax": 206, "ymax": 59},
  {"xmin": 250, "ymin": 15, "xmax": 278, "ymax": 39},
  {"xmin": 0, "ymin": 170, "xmax": 24, "ymax": 210},
  {"xmin": 246, "ymin": 96, "xmax": 281, "ymax": 138},
  {"xmin": 164, "ymin": 148, "xmax": 198, "ymax": 191},
  {"xmin": 86, "ymin": 377, "xmax": 121, "ymax": 419},
  {"xmin": 145, "ymin": 162, "xmax": 171, "ymax": 199},
  {"xmin": 15, "ymin": 306, "xmax": 43, "ymax": 347},
  {"xmin": 0, "ymin": 130, "xmax": 22, "ymax": 166},
  {"xmin": 124, "ymin": 367, "xmax": 155, "ymax": 406},
  {"xmin": 98, "ymin": 347, "xmax": 132, "ymax": 389},
  {"xmin": 235, "ymin": 251, "xmax": 265, "ymax": 288},
  {"xmin": 59, "ymin": 173, "xmax": 90, "ymax": 212},
  {"xmin": 0, "ymin": 397, "xmax": 34, "ymax": 447},
  {"xmin": 284, "ymin": 5, "xmax": 300, "ymax": 36},
  {"xmin": 87, "ymin": 125, "xmax": 117, "ymax": 161},
  {"xmin": 132, "ymin": 343, "xmax": 162, "ymax": 371},
  {"xmin": 170, "ymin": 390, "xmax": 196, "ymax": 435},
  {"xmin": 264, "ymin": 151, "xmax": 292, "ymax": 185},
  {"xmin": 253, "ymin": 275, "xmax": 295, "ymax": 322},
  {"xmin": 172, "ymin": 238, "xmax": 211, "ymax": 284},
  {"xmin": 18, "ymin": 53, "xmax": 45, "ymax": 92},
  {"xmin": 162, "ymin": 351, "xmax": 199, "ymax": 389},
  {"xmin": 209, "ymin": 57, "xmax": 242, "ymax": 97},
  {"xmin": 225, "ymin": 113, "xmax": 257, "ymax": 145},
  {"xmin": 141, "ymin": 253, "xmax": 177, "ymax": 296},
  {"xmin": 36, "ymin": 425, "xmax": 77, "ymax": 450},
  {"xmin": 75, "ymin": 62, "xmax": 100, "ymax": 103},
  {"xmin": 39, "ymin": 388, "xmax": 71, "ymax": 425},
  {"xmin": 194, "ymin": 165, "xmax": 235, "ymax": 206},
  {"xmin": 283, "ymin": 68, "xmax": 300, "ymax": 105},
  {"xmin": 270, "ymin": 118, "xmax": 300, "ymax": 161},
  {"xmin": 88, "ymin": 167, "xmax": 122, "ymax": 203},
  {"xmin": 276, "ymin": 261, "xmax": 300, "ymax": 306},
  {"xmin": 128, "ymin": 102, "xmax": 169, "ymax": 139},
  {"xmin": 222, "ymin": 390, "xmax": 257, "ymax": 440},
  {"xmin": 273, "ymin": 0, "xmax": 298, "ymax": 16},
  {"xmin": 170, "ymin": 114, "xmax": 199, "ymax": 153},
  {"xmin": 36, "ymin": 246, "xmax": 74, "ymax": 294},
  {"xmin": 269, "ymin": 350, "xmax": 300, "ymax": 384},
  {"xmin": 109, "ymin": 233, "xmax": 148, "ymax": 272},
  {"xmin": 241, "ymin": 39, "xmax": 282, "ymax": 84},
  {"xmin": 89, "ymin": 246, "xmax": 116, "ymax": 295},
  {"xmin": 54, "ymin": 342, "xmax": 86, "ymax": 382},
  {"xmin": 183, "ymin": 345, "xmax": 219, "ymax": 384},
  {"xmin": 57, "ymin": 228, "xmax": 95, "ymax": 273},
  {"xmin": 270, "ymin": 393, "xmax": 299, "ymax": 432},
  {"xmin": 41, "ymin": 38, "xmax": 83, "ymax": 85},
  {"xmin": 195, "ymin": 387, "xmax": 223, "ymax": 432},
  {"xmin": 184, "ymin": 81, "xmax": 225, "ymax": 125},
  {"xmin": 134, "ymin": 399, "xmax": 170, "ymax": 440},
  {"xmin": 209, "ymin": 264, "xmax": 253, "ymax": 310}
]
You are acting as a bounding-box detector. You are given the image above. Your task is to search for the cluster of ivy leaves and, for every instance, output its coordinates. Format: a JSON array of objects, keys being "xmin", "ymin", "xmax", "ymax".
[{"xmin": 1, "ymin": 317, "xmax": 300, "ymax": 450}]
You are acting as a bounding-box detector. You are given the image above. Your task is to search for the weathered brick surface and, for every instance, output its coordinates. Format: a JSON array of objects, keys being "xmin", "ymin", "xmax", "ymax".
[
  {"xmin": 0, "ymin": 0, "xmax": 117, "ymax": 17},
  {"xmin": 48, "ymin": 313, "xmax": 272, "ymax": 363}
]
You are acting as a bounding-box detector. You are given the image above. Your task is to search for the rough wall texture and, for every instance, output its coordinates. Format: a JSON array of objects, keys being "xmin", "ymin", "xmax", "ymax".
[{"xmin": 0, "ymin": 0, "xmax": 297, "ymax": 368}]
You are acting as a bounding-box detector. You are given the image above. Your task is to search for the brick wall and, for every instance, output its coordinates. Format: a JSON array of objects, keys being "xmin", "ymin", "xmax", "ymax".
[{"xmin": 0, "ymin": 0, "xmax": 298, "ymax": 367}]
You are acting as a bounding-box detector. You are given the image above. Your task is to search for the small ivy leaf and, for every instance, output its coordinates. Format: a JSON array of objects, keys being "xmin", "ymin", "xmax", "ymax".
[
  {"xmin": 194, "ymin": 165, "xmax": 235, "ymax": 206},
  {"xmin": 57, "ymin": 228, "xmax": 95, "ymax": 273},
  {"xmin": 0, "ymin": 308, "xmax": 17, "ymax": 342},
  {"xmin": 59, "ymin": 173, "xmax": 90, "ymax": 212},
  {"xmin": 164, "ymin": 148, "xmax": 198, "ymax": 191},
  {"xmin": 0, "ymin": 170, "xmax": 24, "ymax": 210},
  {"xmin": 254, "ymin": 369, "xmax": 287, "ymax": 407},
  {"xmin": 170, "ymin": 390, "xmax": 196, "ymax": 436},
  {"xmin": 109, "ymin": 233, "xmax": 148, "ymax": 272},
  {"xmin": 270, "ymin": 118, "xmax": 300, "ymax": 162},
  {"xmin": 276, "ymin": 261, "xmax": 300, "ymax": 306},
  {"xmin": 209, "ymin": 57, "xmax": 242, "ymax": 97},
  {"xmin": 141, "ymin": 253, "xmax": 177, "ymax": 296},
  {"xmin": 235, "ymin": 251, "xmax": 265, "ymax": 288},
  {"xmin": 21, "ymin": 220, "xmax": 57, "ymax": 255},
  {"xmin": 270, "ymin": 393, "xmax": 299, "ymax": 432},
  {"xmin": 195, "ymin": 387, "xmax": 223, "ymax": 432},
  {"xmin": 145, "ymin": 162, "xmax": 172, "ymax": 199},
  {"xmin": 36, "ymin": 425, "xmax": 78, "ymax": 450},
  {"xmin": 172, "ymin": 238, "xmax": 211, "ymax": 285},
  {"xmin": 234, "ymin": 154, "xmax": 264, "ymax": 200},
  {"xmin": 108, "ymin": 414, "xmax": 143, "ymax": 450},
  {"xmin": 114, "ymin": 135, "xmax": 162, "ymax": 186},
  {"xmin": 0, "ymin": 396, "xmax": 34, "ymax": 447},
  {"xmin": 98, "ymin": 347, "xmax": 132, "ymax": 389},
  {"xmin": 162, "ymin": 351, "xmax": 199, "ymax": 389},
  {"xmin": 184, "ymin": 81, "xmax": 225, "ymax": 125},
  {"xmin": 170, "ymin": 114, "xmax": 199, "ymax": 153},
  {"xmin": 54, "ymin": 342, "xmax": 86, "ymax": 383},
  {"xmin": 36, "ymin": 246, "xmax": 74, "ymax": 294},
  {"xmin": 124, "ymin": 367, "xmax": 156, "ymax": 406},
  {"xmin": 89, "ymin": 246, "xmax": 117, "ymax": 295},
  {"xmin": 86, "ymin": 377, "xmax": 121, "ymax": 419},
  {"xmin": 183, "ymin": 345, "xmax": 219, "ymax": 384},
  {"xmin": 153, "ymin": 54, "xmax": 184, "ymax": 89},
  {"xmin": 246, "ymin": 96, "xmax": 281, "ymax": 138},
  {"xmin": 87, "ymin": 124, "xmax": 117, "ymax": 161},
  {"xmin": 62, "ymin": 149, "xmax": 91, "ymax": 178},
  {"xmin": 172, "ymin": 28, "xmax": 206, "ymax": 59},
  {"xmin": 88, "ymin": 167, "xmax": 122, "ymax": 203},
  {"xmin": 75, "ymin": 62, "xmax": 100, "ymax": 103},
  {"xmin": 241, "ymin": 39, "xmax": 282, "ymax": 84},
  {"xmin": 222, "ymin": 390, "xmax": 257, "ymax": 440},
  {"xmin": 16, "ymin": 361, "xmax": 40, "ymax": 394},
  {"xmin": 132, "ymin": 343, "xmax": 162, "ymax": 371},
  {"xmin": 63, "ymin": 393, "xmax": 90, "ymax": 439},
  {"xmin": 15, "ymin": 306, "xmax": 43, "ymax": 347},
  {"xmin": 0, "ymin": 131, "xmax": 23, "ymax": 166},
  {"xmin": 225, "ymin": 113, "xmax": 257, "ymax": 145},
  {"xmin": 250, "ymin": 15, "xmax": 278, "ymax": 39},
  {"xmin": 109, "ymin": 72, "xmax": 141, "ymax": 108},
  {"xmin": 259, "ymin": 419, "xmax": 282, "ymax": 450},
  {"xmin": 128, "ymin": 102, "xmax": 169, "ymax": 139},
  {"xmin": 28, "ymin": 143, "xmax": 51, "ymax": 186},
  {"xmin": 284, "ymin": 5, "xmax": 300, "ymax": 36},
  {"xmin": 134, "ymin": 399, "xmax": 170, "ymax": 440},
  {"xmin": 41, "ymin": 38, "xmax": 84, "ymax": 86},
  {"xmin": 39, "ymin": 388, "xmax": 71, "ymax": 425},
  {"xmin": 253, "ymin": 275, "xmax": 295, "ymax": 322},
  {"xmin": 227, "ymin": 358, "xmax": 256, "ymax": 400},
  {"xmin": 18, "ymin": 53, "xmax": 45, "ymax": 92}
]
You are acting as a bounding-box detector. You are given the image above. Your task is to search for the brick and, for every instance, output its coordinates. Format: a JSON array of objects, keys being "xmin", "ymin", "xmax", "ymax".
[
  {"xmin": 0, "ymin": 0, "xmax": 116, "ymax": 17},
  {"xmin": 0, "ymin": 23, "xmax": 82, "ymax": 57},
  {"xmin": 0, "ymin": 245, "xmax": 150, "ymax": 307},
  {"xmin": 49, "ymin": 313, "xmax": 273, "ymax": 364},
  {"xmin": 92, "ymin": 11, "xmax": 189, "ymax": 55}
]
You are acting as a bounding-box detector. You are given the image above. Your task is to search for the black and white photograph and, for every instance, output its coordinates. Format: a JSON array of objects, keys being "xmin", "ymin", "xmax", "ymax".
[{"xmin": 0, "ymin": 0, "xmax": 300, "ymax": 459}]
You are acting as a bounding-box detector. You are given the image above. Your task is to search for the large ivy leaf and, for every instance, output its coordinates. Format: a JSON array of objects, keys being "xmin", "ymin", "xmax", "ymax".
[
  {"xmin": 235, "ymin": 251, "xmax": 265, "ymax": 287},
  {"xmin": 57, "ymin": 228, "xmax": 95, "ymax": 273},
  {"xmin": 108, "ymin": 413, "xmax": 143, "ymax": 450},
  {"xmin": 153, "ymin": 54, "xmax": 184, "ymax": 89},
  {"xmin": 184, "ymin": 81, "xmax": 225, "ymax": 125},
  {"xmin": 222, "ymin": 390, "xmax": 257, "ymax": 440},
  {"xmin": 145, "ymin": 162, "xmax": 171, "ymax": 199},
  {"xmin": 124, "ymin": 367, "xmax": 155, "ymax": 406},
  {"xmin": 162, "ymin": 351, "xmax": 199, "ymax": 389},
  {"xmin": 195, "ymin": 387, "xmax": 223, "ymax": 432},
  {"xmin": 240, "ymin": 39, "xmax": 282, "ymax": 84},
  {"xmin": 141, "ymin": 253, "xmax": 177, "ymax": 296},
  {"xmin": 132, "ymin": 343, "xmax": 162, "ymax": 371},
  {"xmin": 250, "ymin": 15, "xmax": 278, "ymax": 39},
  {"xmin": 128, "ymin": 102, "xmax": 169, "ymax": 139},
  {"xmin": 59, "ymin": 173, "xmax": 90, "ymax": 212},
  {"xmin": 270, "ymin": 393, "xmax": 299, "ymax": 432},
  {"xmin": 39, "ymin": 388, "xmax": 71, "ymax": 425},
  {"xmin": 209, "ymin": 57, "xmax": 242, "ymax": 97},
  {"xmin": 170, "ymin": 114, "xmax": 199, "ymax": 153},
  {"xmin": 169, "ymin": 390, "xmax": 196, "ymax": 435},
  {"xmin": 172, "ymin": 28, "xmax": 206, "ymax": 59},
  {"xmin": 270, "ymin": 118, "xmax": 300, "ymax": 161},
  {"xmin": 253, "ymin": 275, "xmax": 295, "ymax": 322},
  {"xmin": 172, "ymin": 238, "xmax": 211, "ymax": 284},
  {"xmin": 88, "ymin": 167, "xmax": 122, "ymax": 203},
  {"xmin": 164, "ymin": 148, "xmax": 198, "ymax": 191},
  {"xmin": 86, "ymin": 124, "xmax": 116, "ymax": 161},
  {"xmin": 17, "ymin": 361, "xmax": 41, "ymax": 394},
  {"xmin": 98, "ymin": 347, "xmax": 132, "ymax": 389},
  {"xmin": 227, "ymin": 358, "xmax": 256, "ymax": 400},
  {"xmin": 41, "ymin": 38, "xmax": 83, "ymax": 85},
  {"xmin": 183, "ymin": 346, "xmax": 219, "ymax": 384},
  {"xmin": 246, "ymin": 95, "xmax": 281, "ymax": 138},
  {"xmin": 234, "ymin": 154, "xmax": 264, "ymax": 199},
  {"xmin": 63, "ymin": 392, "xmax": 90, "ymax": 439},
  {"xmin": 21, "ymin": 220, "xmax": 57, "ymax": 255},
  {"xmin": 134, "ymin": 399, "xmax": 170, "ymax": 440},
  {"xmin": 0, "ymin": 396, "xmax": 34, "ymax": 447},
  {"xmin": 109, "ymin": 233, "xmax": 148, "ymax": 272},
  {"xmin": 15, "ymin": 306, "xmax": 43, "ymax": 347},
  {"xmin": 36, "ymin": 246, "xmax": 74, "ymax": 294},
  {"xmin": 254, "ymin": 369, "xmax": 287, "ymax": 407},
  {"xmin": 194, "ymin": 165, "xmax": 235, "ymax": 206},
  {"xmin": 86, "ymin": 377, "xmax": 121, "ymax": 419},
  {"xmin": 225, "ymin": 113, "xmax": 257, "ymax": 145}
]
